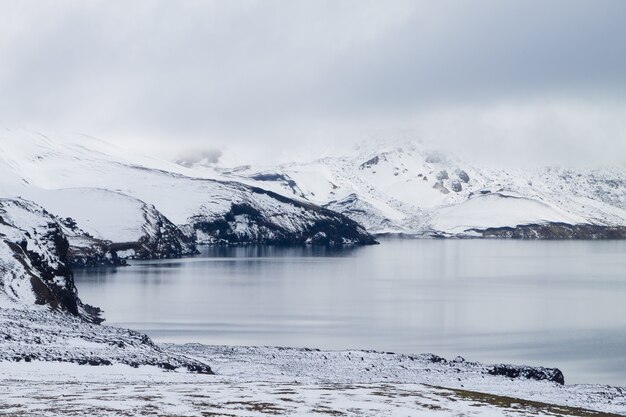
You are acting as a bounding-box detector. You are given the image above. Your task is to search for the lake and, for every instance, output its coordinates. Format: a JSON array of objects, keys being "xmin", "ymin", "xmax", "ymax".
[{"xmin": 74, "ymin": 238, "xmax": 626, "ymax": 385}]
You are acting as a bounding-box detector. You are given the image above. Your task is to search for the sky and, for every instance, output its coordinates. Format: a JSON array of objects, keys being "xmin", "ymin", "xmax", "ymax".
[{"xmin": 1, "ymin": 0, "xmax": 625, "ymax": 166}]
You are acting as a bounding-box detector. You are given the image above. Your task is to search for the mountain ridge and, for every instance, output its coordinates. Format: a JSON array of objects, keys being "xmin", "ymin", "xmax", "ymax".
[
  {"xmin": 203, "ymin": 139, "xmax": 626, "ymax": 238},
  {"xmin": 0, "ymin": 128, "xmax": 377, "ymax": 264}
]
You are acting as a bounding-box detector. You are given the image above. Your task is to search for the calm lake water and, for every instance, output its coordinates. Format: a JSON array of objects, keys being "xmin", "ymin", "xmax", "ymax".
[{"xmin": 74, "ymin": 238, "xmax": 626, "ymax": 386}]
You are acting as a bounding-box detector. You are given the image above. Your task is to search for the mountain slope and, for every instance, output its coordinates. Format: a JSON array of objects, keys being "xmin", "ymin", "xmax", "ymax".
[
  {"xmin": 218, "ymin": 140, "xmax": 626, "ymax": 238},
  {"xmin": 0, "ymin": 128, "xmax": 375, "ymax": 247},
  {"xmin": 26, "ymin": 188, "xmax": 198, "ymax": 263}
]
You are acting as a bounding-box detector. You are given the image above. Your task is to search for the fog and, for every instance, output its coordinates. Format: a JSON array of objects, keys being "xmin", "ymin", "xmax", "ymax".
[{"xmin": 1, "ymin": 0, "xmax": 625, "ymax": 166}]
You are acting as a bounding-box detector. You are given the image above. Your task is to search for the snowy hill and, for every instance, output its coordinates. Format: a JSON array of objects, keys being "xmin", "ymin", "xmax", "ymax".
[
  {"xmin": 0, "ymin": 128, "xmax": 375, "ymax": 260},
  {"xmin": 2, "ymin": 128, "xmax": 623, "ymax": 241},
  {"xmin": 218, "ymin": 140, "xmax": 626, "ymax": 238},
  {"xmin": 26, "ymin": 188, "xmax": 198, "ymax": 264}
]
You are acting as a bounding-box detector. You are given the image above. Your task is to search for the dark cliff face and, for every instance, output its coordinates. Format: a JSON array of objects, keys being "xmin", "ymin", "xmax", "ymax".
[
  {"xmin": 101, "ymin": 204, "xmax": 199, "ymax": 261},
  {"xmin": 470, "ymin": 223, "xmax": 626, "ymax": 239},
  {"xmin": 58, "ymin": 217, "xmax": 127, "ymax": 268},
  {"xmin": 66, "ymin": 203, "xmax": 198, "ymax": 267},
  {"xmin": 0, "ymin": 200, "xmax": 102, "ymax": 323},
  {"xmin": 191, "ymin": 200, "xmax": 378, "ymax": 246},
  {"xmin": 187, "ymin": 181, "xmax": 378, "ymax": 246},
  {"xmin": 67, "ymin": 240, "xmax": 126, "ymax": 268}
]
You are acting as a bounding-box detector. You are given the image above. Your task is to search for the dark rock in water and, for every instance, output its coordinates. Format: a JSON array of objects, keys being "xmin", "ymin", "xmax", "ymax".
[
  {"xmin": 471, "ymin": 223, "xmax": 626, "ymax": 240},
  {"xmin": 488, "ymin": 364, "xmax": 565, "ymax": 385},
  {"xmin": 451, "ymin": 180, "xmax": 462, "ymax": 192}
]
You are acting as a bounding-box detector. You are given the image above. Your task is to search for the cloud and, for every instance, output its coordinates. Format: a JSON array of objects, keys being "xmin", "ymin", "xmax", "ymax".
[{"xmin": 0, "ymin": 0, "xmax": 625, "ymax": 166}]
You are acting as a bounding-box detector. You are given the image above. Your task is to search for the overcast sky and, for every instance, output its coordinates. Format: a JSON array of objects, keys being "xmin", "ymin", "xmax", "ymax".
[{"xmin": 1, "ymin": 0, "xmax": 625, "ymax": 166}]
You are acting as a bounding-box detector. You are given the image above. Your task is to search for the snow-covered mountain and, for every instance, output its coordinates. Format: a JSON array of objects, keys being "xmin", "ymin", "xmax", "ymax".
[
  {"xmin": 0, "ymin": 128, "xmax": 375, "ymax": 266},
  {"xmin": 3, "ymin": 128, "xmax": 623, "ymax": 244},
  {"xmin": 209, "ymin": 139, "xmax": 626, "ymax": 238}
]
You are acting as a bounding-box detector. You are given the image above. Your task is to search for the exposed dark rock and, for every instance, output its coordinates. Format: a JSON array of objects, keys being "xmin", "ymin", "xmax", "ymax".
[
  {"xmin": 67, "ymin": 239, "xmax": 127, "ymax": 268},
  {"xmin": 456, "ymin": 169, "xmax": 470, "ymax": 183},
  {"xmin": 57, "ymin": 218, "xmax": 125, "ymax": 267},
  {"xmin": 0, "ymin": 199, "xmax": 103, "ymax": 324},
  {"xmin": 192, "ymin": 198, "xmax": 377, "ymax": 246},
  {"xmin": 135, "ymin": 204, "xmax": 198, "ymax": 259},
  {"xmin": 470, "ymin": 223, "xmax": 626, "ymax": 239},
  {"xmin": 451, "ymin": 180, "xmax": 462, "ymax": 192},
  {"xmin": 360, "ymin": 155, "xmax": 380, "ymax": 169},
  {"xmin": 67, "ymin": 204, "xmax": 198, "ymax": 266},
  {"xmin": 488, "ymin": 364, "xmax": 564, "ymax": 385},
  {"xmin": 250, "ymin": 172, "xmax": 302, "ymax": 196}
]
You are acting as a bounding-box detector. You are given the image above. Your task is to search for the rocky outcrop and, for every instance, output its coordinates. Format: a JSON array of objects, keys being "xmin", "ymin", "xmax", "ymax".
[
  {"xmin": 0, "ymin": 307, "xmax": 212, "ymax": 373},
  {"xmin": 190, "ymin": 186, "xmax": 378, "ymax": 245},
  {"xmin": 360, "ymin": 155, "xmax": 380, "ymax": 169},
  {"xmin": 31, "ymin": 189, "xmax": 200, "ymax": 265},
  {"xmin": 107, "ymin": 203, "xmax": 198, "ymax": 260},
  {"xmin": 56, "ymin": 217, "xmax": 127, "ymax": 268},
  {"xmin": 451, "ymin": 179, "xmax": 463, "ymax": 192},
  {"xmin": 192, "ymin": 202, "xmax": 377, "ymax": 245},
  {"xmin": 456, "ymin": 169, "xmax": 470, "ymax": 183},
  {"xmin": 471, "ymin": 223, "xmax": 626, "ymax": 239},
  {"xmin": 488, "ymin": 364, "xmax": 564, "ymax": 385},
  {"xmin": 67, "ymin": 238, "xmax": 127, "ymax": 268},
  {"xmin": 0, "ymin": 198, "xmax": 102, "ymax": 323},
  {"xmin": 249, "ymin": 172, "xmax": 303, "ymax": 197}
]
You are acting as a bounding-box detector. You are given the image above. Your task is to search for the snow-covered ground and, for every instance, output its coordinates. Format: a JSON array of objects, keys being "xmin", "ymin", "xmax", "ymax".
[{"xmin": 0, "ymin": 343, "xmax": 624, "ymax": 416}]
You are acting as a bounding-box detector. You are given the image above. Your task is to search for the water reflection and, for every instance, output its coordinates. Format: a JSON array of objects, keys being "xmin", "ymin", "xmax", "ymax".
[{"xmin": 73, "ymin": 238, "xmax": 626, "ymax": 385}]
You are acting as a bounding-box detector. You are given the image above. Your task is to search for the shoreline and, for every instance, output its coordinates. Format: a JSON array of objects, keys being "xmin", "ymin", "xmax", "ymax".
[
  {"xmin": 1, "ymin": 338, "xmax": 625, "ymax": 416},
  {"xmin": 1, "ymin": 304, "xmax": 625, "ymax": 415}
]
